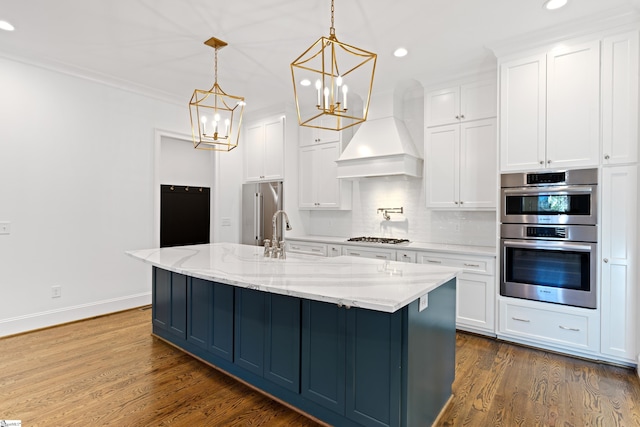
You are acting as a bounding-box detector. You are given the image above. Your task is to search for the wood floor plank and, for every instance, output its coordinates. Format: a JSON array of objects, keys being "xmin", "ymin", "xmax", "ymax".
[{"xmin": 2, "ymin": 308, "xmax": 640, "ymax": 426}]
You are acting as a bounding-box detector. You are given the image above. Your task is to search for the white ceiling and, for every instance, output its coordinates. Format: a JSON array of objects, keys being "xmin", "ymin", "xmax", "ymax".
[{"xmin": 0, "ymin": 0, "xmax": 638, "ymax": 113}]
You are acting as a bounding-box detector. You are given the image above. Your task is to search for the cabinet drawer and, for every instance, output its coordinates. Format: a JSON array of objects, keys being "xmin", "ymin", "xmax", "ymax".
[
  {"xmin": 343, "ymin": 247, "xmax": 395, "ymax": 260},
  {"xmin": 501, "ymin": 302, "xmax": 592, "ymax": 349},
  {"xmin": 396, "ymin": 250, "xmax": 417, "ymax": 263},
  {"xmin": 417, "ymin": 254, "xmax": 494, "ymax": 275},
  {"xmin": 287, "ymin": 242, "xmax": 327, "ymax": 257}
]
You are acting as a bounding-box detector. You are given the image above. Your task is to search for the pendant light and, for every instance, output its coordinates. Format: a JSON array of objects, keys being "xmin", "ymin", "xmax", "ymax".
[
  {"xmin": 291, "ymin": 0, "xmax": 377, "ymax": 131},
  {"xmin": 189, "ymin": 37, "xmax": 245, "ymax": 151}
]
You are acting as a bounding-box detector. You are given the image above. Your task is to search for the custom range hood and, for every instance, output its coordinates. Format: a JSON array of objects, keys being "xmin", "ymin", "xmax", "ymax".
[{"xmin": 335, "ymin": 92, "xmax": 423, "ymax": 179}]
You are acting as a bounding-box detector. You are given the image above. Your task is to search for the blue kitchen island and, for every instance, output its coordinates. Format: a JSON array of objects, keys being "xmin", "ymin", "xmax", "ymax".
[{"xmin": 127, "ymin": 243, "xmax": 459, "ymax": 427}]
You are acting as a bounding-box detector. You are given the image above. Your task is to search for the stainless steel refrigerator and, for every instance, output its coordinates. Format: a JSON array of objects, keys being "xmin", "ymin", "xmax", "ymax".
[{"xmin": 241, "ymin": 181, "xmax": 283, "ymax": 246}]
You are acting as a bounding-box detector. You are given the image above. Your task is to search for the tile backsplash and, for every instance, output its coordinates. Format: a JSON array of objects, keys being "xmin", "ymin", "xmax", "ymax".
[{"xmin": 307, "ymin": 175, "xmax": 497, "ymax": 247}]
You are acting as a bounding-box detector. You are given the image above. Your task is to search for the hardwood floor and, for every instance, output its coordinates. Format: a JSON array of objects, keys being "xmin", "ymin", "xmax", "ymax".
[{"xmin": 1, "ymin": 308, "xmax": 639, "ymax": 426}]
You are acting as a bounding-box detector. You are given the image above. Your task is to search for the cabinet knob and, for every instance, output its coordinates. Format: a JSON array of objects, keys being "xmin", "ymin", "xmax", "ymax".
[
  {"xmin": 454, "ymin": 201, "xmax": 459, "ymax": 204},
  {"xmin": 459, "ymin": 201, "xmax": 464, "ymax": 205},
  {"xmin": 460, "ymin": 114, "xmax": 465, "ymax": 119},
  {"xmin": 547, "ymin": 160, "xmax": 551, "ymax": 164},
  {"xmin": 604, "ymin": 154, "xmax": 610, "ymax": 160},
  {"xmin": 539, "ymin": 161, "xmax": 544, "ymax": 165},
  {"xmin": 455, "ymin": 115, "xmax": 460, "ymax": 119},
  {"xmin": 603, "ymin": 258, "xmax": 609, "ymax": 263}
]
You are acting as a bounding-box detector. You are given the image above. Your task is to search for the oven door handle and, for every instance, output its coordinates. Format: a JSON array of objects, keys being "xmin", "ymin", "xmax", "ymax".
[
  {"xmin": 501, "ymin": 185, "xmax": 594, "ymax": 196},
  {"xmin": 502, "ymin": 239, "xmax": 595, "ymax": 252}
]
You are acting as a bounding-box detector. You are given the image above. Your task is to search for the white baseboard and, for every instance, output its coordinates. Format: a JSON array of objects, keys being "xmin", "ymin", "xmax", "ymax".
[{"xmin": 0, "ymin": 292, "xmax": 151, "ymax": 338}]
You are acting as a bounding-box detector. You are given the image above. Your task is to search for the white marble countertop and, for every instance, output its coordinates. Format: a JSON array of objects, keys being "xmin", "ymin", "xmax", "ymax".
[
  {"xmin": 286, "ymin": 235, "xmax": 496, "ymax": 257},
  {"xmin": 126, "ymin": 243, "xmax": 460, "ymax": 313}
]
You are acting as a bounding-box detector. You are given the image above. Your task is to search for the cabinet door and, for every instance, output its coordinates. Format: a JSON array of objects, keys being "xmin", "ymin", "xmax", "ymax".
[
  {"xmin": 425, "ymin": 86, "xmax": 460, "ymax": 127},
  {"xmin": 315, "ymin": 143, "xmax": 341, "ymax": 207},
  {"xmin": 425, "ymin": 124, "xmax": 459, "ymax": 208},
  {"xmin": 298, "ymin": 145, "xmax": 317, "ymax": 208},
  {"xmin": 263, "ymin": 118, "xmax": 284, "ymax": 180},
  {"xmin": 600, "ymin": 166, "xmax": 637, "ymax": 361},
  {"xmin": 345, "ymin": 308, "xmax": 401, "ymax": 427},
  {"xmin": 301, "ymin": 300, "xmax": 346, "ymax": 414},
  {"xmin": 234, "ymin": 288, "xmax": 265, "ymax": 376},
  {"xmin": 169, "ymin": 273, "xmax": 187, "ymax": 339},
  {"xmin": 460, "ymin": 80, "xmax": 497, "ymax": 122},
  {"xmin": 245, "ymin": 123, "xmax": 265, "ymax": 181},
  {"xmin": 546, "ymin": 41, "xmax": 600, "ymax": 169},
  {"xmin": 602, "ymin": 31, "xmax": 639, "ymax": 165},
  {"xmin": 456, "ymin": 273, "xmax": 495, "ymax": 333},
  {"xmin": 152, "ymin": 268, "xmax": 186, "ymax": 339},
  {"xmin": 499, "ymin": 54, "xmax": 546, "ymax": 172},
  {"xmin": 264, "ymin": 294, "xmax": 301, "ymax": 392},
  {"xmin": 152, "ymin": 267, "xmax": 171, "ymax": 331},
  {"xmin": 187, "ymin": 277, "xmax": 211, "ymax": 349},
  {"xmin": 316, "ymin": 117, "xmax": 342, "ymax": 144},
  {"xmin": 210, "ymin": 283, "xmax": 234, "ymax": 361},
  {"xmin": 459, "ymin": 119, "xmax": 496, "ymax": 209}
]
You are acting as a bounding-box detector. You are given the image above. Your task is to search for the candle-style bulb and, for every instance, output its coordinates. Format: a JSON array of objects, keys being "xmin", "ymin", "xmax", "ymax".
[{"xmin": 342, "ymin": 84, "xmax": 348, "ymax": 110}]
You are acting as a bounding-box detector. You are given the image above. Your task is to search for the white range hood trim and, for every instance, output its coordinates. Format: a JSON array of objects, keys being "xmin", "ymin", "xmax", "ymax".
[
  {"xmin": 335, "ymin": 116, "xmax": 423, "ymax": 179},
  {"xmin": 335, "ymin": 154, "xmax": 423, "ymax": 179}
]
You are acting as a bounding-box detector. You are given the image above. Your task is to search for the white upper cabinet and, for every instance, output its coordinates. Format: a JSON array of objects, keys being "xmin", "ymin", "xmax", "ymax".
[
  {"xmin": 298, "ymin": 117, "xmax": 345, "ymax": 146},
  {"xmin": 426, "ymin": 118, "xmax": 496, "ymax": 209},
  {"xmin": 546, "ymin": 41, "xmax": 601, "ymax": 169},
  {"xmin": 500, "ymin": 40, "xmax": 601, "ymax": 172},
  {"xmin": 298, "ymin": 142, "xmax": 352, "ymax": 210},
  {"xmin": 244, "ymin": 115, "xmax": 285, "ymax": 182},
  {"xmin": 601, "ymin": 31, "xmax": 639, "ymax": 165},
  {"xmin": 426, "ymin": 80, "xmax": 497, "ymax": 127},
  {"xmin": 499, "ymin": 54, "xmax": 547, "ymax": 172}
]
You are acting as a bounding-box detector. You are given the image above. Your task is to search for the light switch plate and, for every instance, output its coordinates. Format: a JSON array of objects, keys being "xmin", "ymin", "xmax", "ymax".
[
  {"xmin": 0, "ymin": 221, "xmax": 10, "ymax": 235},
  {"xmin": 419, "ymin": 294, "xmax": 428, "ymax": 312}
]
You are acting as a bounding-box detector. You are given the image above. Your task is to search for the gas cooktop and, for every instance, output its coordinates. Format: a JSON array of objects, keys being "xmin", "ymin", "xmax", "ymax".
[{"xmin": 347, "ymin": 237, "xmax": 410, "ymax": 244}]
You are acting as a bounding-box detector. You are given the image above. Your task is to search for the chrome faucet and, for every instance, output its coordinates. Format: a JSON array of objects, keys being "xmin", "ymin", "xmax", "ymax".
[{"xmin": 269, "ymin": 210, "xmax": 292, "ymax": 258}]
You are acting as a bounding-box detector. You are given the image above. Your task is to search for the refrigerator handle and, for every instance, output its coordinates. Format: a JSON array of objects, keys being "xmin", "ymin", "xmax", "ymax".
[{"xmin": 256, "ymin": 192, "xmax": 264, "ymax": 242}]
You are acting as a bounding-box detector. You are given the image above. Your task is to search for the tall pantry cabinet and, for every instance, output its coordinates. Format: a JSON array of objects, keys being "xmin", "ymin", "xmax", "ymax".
[{"xmin": 498, "ymin": 28, "xmax": 639, "ymax": 365}]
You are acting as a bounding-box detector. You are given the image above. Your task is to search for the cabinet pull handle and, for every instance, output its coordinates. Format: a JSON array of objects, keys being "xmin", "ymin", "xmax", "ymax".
[
  {"xmin": 464, "ymin": 263, "xmax": 480, "ymax": 267},
  {"xmin": 603, "ymin": 258, "xmax": 609, "ymax": 263},
  {"xmin": 351, "ymin": 252, "xmax": 360, "ymax": 256},
  {"xmin": 559, "ymin": 325, "xmax": 580, "ymax": 332},
  {"xmin": 375, "ymin": 255, "xmax": 387, "ymax": 259},
  {"xmin": 426, "ymin": 260, "xmax": 441, "ymax": 264},
  {"xmin": 512, "ymin": 317, "xmax": 530, "ymax": 323},
  {"xmin": 311, "ymin": 248, "xmax": 321, "ymax": 252},
  {"xmin": 604, "ymin": 154, "xmax": 610, "ymax": 160},
  {"xmin": 291, "ymin": 246, "xmax": 300, "ymax": 250}
]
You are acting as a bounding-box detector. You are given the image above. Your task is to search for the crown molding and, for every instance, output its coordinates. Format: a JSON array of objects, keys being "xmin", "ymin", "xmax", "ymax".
[{"xmin": 489, "ymin": 6, "xmax": 640, "ymax": 60}]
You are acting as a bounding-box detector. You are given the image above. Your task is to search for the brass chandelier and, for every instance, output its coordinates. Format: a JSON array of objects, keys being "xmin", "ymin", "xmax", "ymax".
[
  {"xmin": 189, "ymin": 37, "xmax": 245, "ymax": 151},
  {"xmin": 291, "ymin": 0, "xmax": 377, "ymax": 131}
]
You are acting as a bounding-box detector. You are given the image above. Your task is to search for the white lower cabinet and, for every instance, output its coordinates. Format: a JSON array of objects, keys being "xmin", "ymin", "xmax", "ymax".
[
  {"xmin": 416, "ymin": 252, "xmax": 496, "ymax": 335},
  {"xmin": 498, "ymin": 297, "xmax": 600, "ymax": 355}
]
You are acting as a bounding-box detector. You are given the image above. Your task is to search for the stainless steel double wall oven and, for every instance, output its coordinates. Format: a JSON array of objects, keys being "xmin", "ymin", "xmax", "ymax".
[{"xmin": 500, "ymin": 168, "xmax": 598, "ymax": 309}]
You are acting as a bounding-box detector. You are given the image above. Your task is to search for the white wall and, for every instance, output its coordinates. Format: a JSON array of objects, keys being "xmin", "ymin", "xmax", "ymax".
[{"xmin": 0, "ymin": 57, "xmax": 192, "ymax": 336}]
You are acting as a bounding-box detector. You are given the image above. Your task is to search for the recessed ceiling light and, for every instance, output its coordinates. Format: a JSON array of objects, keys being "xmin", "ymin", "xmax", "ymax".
[
  {"xmin": 394, "ymin": 47, "xmax": 408, "ymax": 58},
  {"xmin": 300, "ymin": 79, "xmax": 311, "ymax": 86},
  {"xmin": 0, "ymin": 20, "xmax": 15, "ymax": 31},
  {"xmin": 543, "ymin": 0, "xmax": 568, "ymax": 10}
]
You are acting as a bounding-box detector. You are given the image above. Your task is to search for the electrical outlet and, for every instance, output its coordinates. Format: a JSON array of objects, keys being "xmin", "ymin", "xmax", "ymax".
[
  {"xmin": 419, "ymin": 294, "xmax": 428, "ymax": 312},
  {"xmin": 51, "ymin": 286, "xmax": 62, "ymax": 298},
  {"xmin": 0, "ymin": 221, "xmax": 10, "ymax": 235}
]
